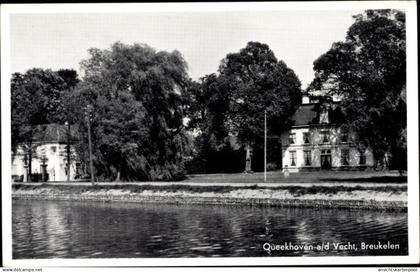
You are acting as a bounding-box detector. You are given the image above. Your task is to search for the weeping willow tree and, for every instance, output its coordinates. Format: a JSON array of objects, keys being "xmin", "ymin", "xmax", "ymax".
[{"xmin": 71, "ymin": 42, "xmax": 192, "ymax": 181}]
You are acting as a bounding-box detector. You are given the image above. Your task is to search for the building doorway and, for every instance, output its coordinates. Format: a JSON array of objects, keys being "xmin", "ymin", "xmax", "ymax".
[{"xmin": 321, "ymin": 149, "xmax": 332, "ymax": 169}]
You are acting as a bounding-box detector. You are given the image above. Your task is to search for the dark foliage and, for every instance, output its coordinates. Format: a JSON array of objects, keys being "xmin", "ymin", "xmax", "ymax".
[
  {"xmin": 309, "ymin": 10, "xmax": 406, "ymax": 170},
  {"xmin": 11, "ymin": 68, "xmax": 79, "ymax": 180},
  {"xmin": 186, "ymin": 42, "xmax": 302, "ymax": 173}
]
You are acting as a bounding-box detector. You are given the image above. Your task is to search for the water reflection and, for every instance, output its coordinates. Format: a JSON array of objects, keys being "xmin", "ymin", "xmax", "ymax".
[{"xmin": 13, "ymin": 200, "xmax": 408, "ymax": 258}]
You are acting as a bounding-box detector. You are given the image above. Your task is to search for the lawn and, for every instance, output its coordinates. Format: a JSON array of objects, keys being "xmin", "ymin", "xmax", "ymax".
[
  {"xmin": 14, "ymin": 170, "xmax": 407, "ymax": 185},
  {"xmin": 185, "ymin": 170, "xmax": 407, "ymax": 184}
]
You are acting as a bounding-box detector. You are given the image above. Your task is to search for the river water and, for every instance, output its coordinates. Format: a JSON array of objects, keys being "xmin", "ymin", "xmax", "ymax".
[{"xmin": 12, "ymin": 199, "xmax": 408, "ymax": 258}]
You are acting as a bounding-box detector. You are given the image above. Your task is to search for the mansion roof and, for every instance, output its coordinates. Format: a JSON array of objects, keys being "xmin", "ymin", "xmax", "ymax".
[
  {"xmin": 291, "ymin": 104, "xmax": 318, "ymax": 126},
  {"xmin": 290, "ymin": 102, "xmax": 345, "ymax": 127},
  {"xmin": 31, "ymin": 124, "xmax": 79, "ymax": 143}
]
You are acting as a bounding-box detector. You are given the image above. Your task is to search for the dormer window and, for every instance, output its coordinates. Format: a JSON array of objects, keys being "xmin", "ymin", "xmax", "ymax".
[{"xmin": 319, "ymin": 108, "xmax": 329, "ymax": 124}]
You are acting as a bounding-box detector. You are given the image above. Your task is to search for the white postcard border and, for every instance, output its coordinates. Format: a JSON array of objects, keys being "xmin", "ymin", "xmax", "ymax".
[{"xmin": 1, "ymin": 1, "xmax": 418, "ymax": 267}]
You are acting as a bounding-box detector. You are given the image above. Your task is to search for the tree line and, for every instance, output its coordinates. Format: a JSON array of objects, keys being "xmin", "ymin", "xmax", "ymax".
[{"xmin": 11, "ymin": 10, "xmax": 407, "ymax": 181}]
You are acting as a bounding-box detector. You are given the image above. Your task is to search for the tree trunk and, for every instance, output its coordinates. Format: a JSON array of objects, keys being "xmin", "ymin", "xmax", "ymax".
[
  {"xmin": 27, "ymin": 128, "xmax": 34, "ymax": 182},
  {"xmin": 373, "ymin": 153, "xmax": 383, "ymax": 171},
  {"xmin": 66, "ymin": 122, "xmax": 71, "ymax": 182},
  {"xmin": 41, "ymin": 164, "xmax": 45, "ymax": 183},
  {"xmin": 383, "ymin": 152, "xmax": 390, "ymax": 170},
  {"xmin": 244, "ymin": 142, "xmax": 253, "ymax": 173}
]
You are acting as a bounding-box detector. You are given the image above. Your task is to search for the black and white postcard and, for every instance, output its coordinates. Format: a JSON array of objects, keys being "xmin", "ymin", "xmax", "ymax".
[{"xmin": 1, "ymin": 1, "xmax": 418, "ymax": 268}]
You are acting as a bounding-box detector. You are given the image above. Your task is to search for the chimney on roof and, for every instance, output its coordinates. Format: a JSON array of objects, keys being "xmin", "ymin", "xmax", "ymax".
[{"xmin": 302, "ymin": 94, "xmax": 310, "ymax": 104}]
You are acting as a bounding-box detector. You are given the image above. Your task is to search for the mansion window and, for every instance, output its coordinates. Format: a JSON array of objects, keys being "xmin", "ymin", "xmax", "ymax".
[
  {"xmin": 289, "ymin": 151, "xmax": 296, "ymax": 166},
  {"xmin": 303, "ymin": 132, "xmax": 310, "ymax": 144},
  {"xmin": 341, "ymin": 132, "xmax": 348, "ymax": 143},
  {"xmin": 341, "ymin": 149, "xmax": 350, "ymax": 166},
  {"xmin": 359, "ymin": 150, "xmax": 366, "ymax": 165},
  {"xmin": 321, "ymin": 149, "xmax": 331, "ymax": 155},
  {"xmin": 304, "ymin": 150, "xmax": 312, "ymax": 166},
  {"xmin": 321, "ymin": 131, "xmax": 330, "ymax": 143},
  {"xmin": 289, "ymin": 133, "xmax": 296, "ymax": 144}
]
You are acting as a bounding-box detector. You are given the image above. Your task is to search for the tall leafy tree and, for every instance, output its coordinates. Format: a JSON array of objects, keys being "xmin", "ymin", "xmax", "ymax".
[
  {"xmin": 219, "ymin": 41, "xmax": 302, "ymax": 172},
  {"xmin": 187, "ymin": 42, "xmax": 302, "ymax": 173},
  {"xmin": 309, "ymin": 9, "xmax": 406, "ymax": 170},
  {"xmin": 74, "ymin": 42, "xmax": 191, "ymax": 181}
]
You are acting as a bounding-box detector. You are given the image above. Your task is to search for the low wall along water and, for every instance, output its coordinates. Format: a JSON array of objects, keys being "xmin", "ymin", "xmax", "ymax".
[{"xmin": 12, "ymin": 183, "xmax": 407, "ymax": 211}]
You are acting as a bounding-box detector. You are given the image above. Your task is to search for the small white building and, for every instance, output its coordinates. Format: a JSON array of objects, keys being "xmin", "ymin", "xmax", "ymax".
[
  {"xmin": 281, "ymin": 97, "xmax": 375, "ymax": 172},
  {"xmin": 12, "ymin": 124, "xmax": 81, "ymax": 182}
]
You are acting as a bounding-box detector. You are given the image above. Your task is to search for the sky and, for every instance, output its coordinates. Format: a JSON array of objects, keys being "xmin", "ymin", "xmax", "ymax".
[{"xmin": 10, "ymin": 10, "xmax": 360, "ymax": 88}]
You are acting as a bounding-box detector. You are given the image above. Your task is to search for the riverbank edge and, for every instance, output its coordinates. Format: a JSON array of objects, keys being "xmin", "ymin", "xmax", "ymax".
[{"xmin": 12, "ymin": 192, "xmax": 407, "ymax": 212}]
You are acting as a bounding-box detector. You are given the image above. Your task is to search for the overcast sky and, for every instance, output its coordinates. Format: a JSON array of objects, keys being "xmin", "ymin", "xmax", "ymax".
[{"xmin": 10, "ymin": 10, "xmax": 360, "ymax": 88}]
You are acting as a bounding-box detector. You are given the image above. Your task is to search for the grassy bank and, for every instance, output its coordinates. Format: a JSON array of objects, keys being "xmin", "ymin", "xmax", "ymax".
[
  {"xmin": 12, "ymin": 183, "xmax": 407, "ymax": 211},
  {"xmin": 12, "ymin": 183, "xmax": 406, "ymax": 196}
]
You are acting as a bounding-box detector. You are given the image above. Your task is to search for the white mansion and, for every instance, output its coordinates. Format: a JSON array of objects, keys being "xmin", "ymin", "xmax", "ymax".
[
  {"xmin": 12, "ymin": 124, "xmax": 81, "ymax": 182},
  {"xmin": 281, "ymin": 96, "xmax": 374, "ymax": 172}
]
